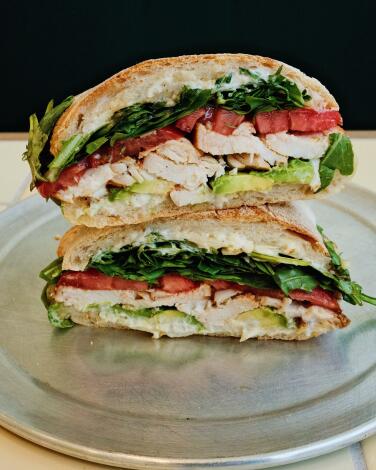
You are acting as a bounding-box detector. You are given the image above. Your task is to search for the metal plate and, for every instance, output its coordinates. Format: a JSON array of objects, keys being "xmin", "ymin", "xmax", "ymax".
[{"xmin": 0, "ymin": 186, "xmax": 376, "ymax": 469}]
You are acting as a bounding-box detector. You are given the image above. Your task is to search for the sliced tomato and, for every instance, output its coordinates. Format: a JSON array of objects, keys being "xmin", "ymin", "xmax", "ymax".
[
  {"xmin": 289, "ymin": 109, "xmax": 342, "ymax": 132},
  {"xmin": 158, "ymin": 273, "xmax": 199, "ymax": 293},
  {"xmin": 209, "ymin": 280, "xmax": 238, "ymax": 290},
  {"xmin": 248, "ymin": 287, "xmax": 285, "ymax": 299},
  {"xmin": 37, "ymin": 160, "xmax": 89, "ymax": 198},
  {"xmin": 175, "ymin": 108, "xmax": 206, "ymax": 132},
  {"xmin": 113, "ymin": 125, "xmax": 184, "ymax": 157},
  {"xmin": 210, "ymin": 108, "xmax": 245, "ymax": 135},
  {"xmin": 208, "ymin": 280, "xmax": 284, "ymax": 297},
  {"xmin": 57, "ymin": 269, "xmax": 148, "ymax": 291},
  {"xmin": 57, "ymin": 160, "xmax": 89, "ymax": 186},
  {"xmin": 253, "ymin": 109, "xmax": 342, "ymax": 134},
  {"xmin": 37, "ymin": 180, "xmax": 63, "ymax": 198},
  {"xmin": 208, "ymin": 280, "xmax": 250, "ymax": 292},
  {"xmin": 289, "ymin": 287, "xmax": 341, "ymax": 312},
  {"xmin": 254, "ymin": 110, "xmax": 289, "ymax": 134},
  {"xmin": 86, "ymin": 147, "xmax": 114, "ymax": 168}
]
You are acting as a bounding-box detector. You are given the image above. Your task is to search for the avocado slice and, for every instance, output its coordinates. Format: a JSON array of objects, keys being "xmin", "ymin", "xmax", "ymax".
[
  {"xmin": 129, "ymin": 179, "xmax": 174, "ymax": 194},
  {"xmin": 108, "ymin": 179, "xmax": 173, "ymax": 201},
  {"xmin": 268, "ymin": 159, "xmax": 313, "ymax": 184},
  {"xmin": 212, "ymin": 173, "xmax": 273, "ymax": 195},
  {"xmin": 236, "ymin": 307, "xmax": 294, "ymax": 329},
  {"xmin": 212, "ymin": 159, "xmax": 313, "ymax": 195}
]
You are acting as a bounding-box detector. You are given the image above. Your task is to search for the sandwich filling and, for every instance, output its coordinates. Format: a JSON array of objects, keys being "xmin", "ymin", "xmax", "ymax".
[
  {"xmin": 41, "ymin": 227, "xmax": 375, "ymax": 339},
  {"xmin": 24, "ymin": 66, "xmax": 354, "ymax": 215}
]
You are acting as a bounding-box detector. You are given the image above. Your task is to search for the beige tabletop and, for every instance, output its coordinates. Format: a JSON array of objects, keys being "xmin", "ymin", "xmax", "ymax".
[{"xmin": 0, "ymin": 133, "xmax": 376, "ymax": 469}]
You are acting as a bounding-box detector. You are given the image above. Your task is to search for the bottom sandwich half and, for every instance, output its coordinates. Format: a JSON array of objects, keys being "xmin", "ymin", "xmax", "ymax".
[{"xmin": 40, "ymin": 203, "xmax": 375, "ymax": 341}]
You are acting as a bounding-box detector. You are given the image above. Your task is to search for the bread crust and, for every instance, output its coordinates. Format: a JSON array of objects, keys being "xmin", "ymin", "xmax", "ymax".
[{"xmin": 50, "ymin": 53, "xmax": 338, "ymax": 156}]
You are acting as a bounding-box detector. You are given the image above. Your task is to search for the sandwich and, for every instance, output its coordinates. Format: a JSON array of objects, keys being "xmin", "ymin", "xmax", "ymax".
[
  {"xmin": 24, "ymin": 54, "xmax": 354, "ymax": 228},
  {"xmin": 40, "ymin": 203, "xmax": 375, "ymax": 340}
]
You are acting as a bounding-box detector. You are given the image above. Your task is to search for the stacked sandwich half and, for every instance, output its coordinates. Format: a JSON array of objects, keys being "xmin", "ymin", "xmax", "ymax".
[{"xmin": 24, "ymin": 54, "xmax": 375, "ymax": 340}]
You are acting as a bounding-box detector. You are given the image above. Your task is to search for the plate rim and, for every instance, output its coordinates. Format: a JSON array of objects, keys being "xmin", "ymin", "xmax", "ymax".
[{"xmin": 1, "ymin": 410, "xmax": 376, "ymax": 469}]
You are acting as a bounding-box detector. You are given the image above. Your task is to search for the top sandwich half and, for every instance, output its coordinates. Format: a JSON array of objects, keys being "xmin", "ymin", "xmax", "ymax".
[{"xmin": 23, "ymin": 54, "xmax": 355, "ymax": 227}]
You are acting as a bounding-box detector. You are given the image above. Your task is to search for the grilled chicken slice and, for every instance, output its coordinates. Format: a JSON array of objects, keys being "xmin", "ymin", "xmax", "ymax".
[
  {"xmin": 142, "ymin": 138, "xmax": 224, "ymax": 190},
  {"xmin": 54, "ymin": 284, "xmax": 212, "ymax": 311},
  {"xmin": 140, "ymin": 137, "xmax": 202, "ymax": 163},
  {"xmin": 227, "ymin": 153, "xmax": 271, "ymax": 170},
  {"xmin": 194, "ymin": 122, "xmax": 286, "ymax": 166},
  {"xmin": 263, "ymin": 131, "xmax": 330, "ymax": 159}
]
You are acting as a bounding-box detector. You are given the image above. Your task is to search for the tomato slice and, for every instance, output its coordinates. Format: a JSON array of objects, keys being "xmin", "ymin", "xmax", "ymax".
[
  {"xmin": 158, "ymin": 273, "xmax": 199, "ymax": 293},
  {"xmin": 289, "ymin": 109, "xmax": 342, "ymax": 132},
  {"xmin": 37, "ymin": 160, "xmax": 89, "ymax": 198},
  {"xmin": 254, "ymin": 110, "xmax": 289, "ymax": 134},
  {"xmin": 113, "ymin": 126, "xmax": 184, "ymax": 157},
  {"xmin": 175, "ymin": 108, "xmax": 206, "ymax": 132},
  {"xmin": 208, "ymin": 280, "xmax": 250, "ymax": 292},
  {"xmin": 210, "ymin": 108, "xmax": 245, "ymax": 135},
  {"xmin": 289, "ymin": 287, "xmax": 341, "ymax": 312},
  {"xmin": 248, "ymin": 287, "xmax": 285, "ymax": 299},
  {"xmin": 57, "ymin": 269, "xmax": 148, "ymax": 291},
  {"xmin": 254, "ymin": 109, "xmax": 342, "ymax": 134}
]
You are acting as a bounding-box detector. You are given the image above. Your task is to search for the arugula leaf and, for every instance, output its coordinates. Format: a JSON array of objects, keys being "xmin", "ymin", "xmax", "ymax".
[
  {"xmin": 319, "ymin": 133, "xmax": 354, "ymax": 190},
  {"xmin": 87, "ymin": 236, "xmax": 376, "ymax": 307},
  {"xmin": 23, "ymin": 96, "xmax": 73, "ymax": 188},
  {"xmin": 215, "ymin": 73, "xmax": 233, "ymax": 87},
  {"xmin": 109, "ymin": 87, "xmax": 212, "ymax": 145},
  {"xmin": 213, "ymin": 66, "xmax": 311, "ymax": 115},
  {"xmin": 251, "ymin": 252, "xmax": 310, "ymax": 266},
  {"xmin": 317, "ymin": 225, "xmax": 376, "ymax": 305},
  {"xmin": 89, "ymin": 239, "xmax": 276, "ymax": 287},
  {"xmin": 317, "ymin": 225, "xmax": 343, "ymax": 268},
  {"xmin": 273, "ymin": 266, "xmax": 318, "ymax": 295},
  {"xmin": 360, "ymin": 293, "xmax": 376, "ymax": 306},
  {"xmin": 239, "ymin": 67, "xmax": 260, "ymax": 80}
]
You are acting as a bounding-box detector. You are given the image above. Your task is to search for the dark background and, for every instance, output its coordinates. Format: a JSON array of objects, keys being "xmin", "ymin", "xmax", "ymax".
[{"xmin": 2, "ymin": 0, "xmax": 375, "ymax": 130}]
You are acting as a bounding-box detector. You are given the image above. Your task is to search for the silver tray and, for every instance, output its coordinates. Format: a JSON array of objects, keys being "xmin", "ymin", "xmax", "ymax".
[{"xmin": 0, "ymin": 186, "xmax": 376, "ymax": 469}]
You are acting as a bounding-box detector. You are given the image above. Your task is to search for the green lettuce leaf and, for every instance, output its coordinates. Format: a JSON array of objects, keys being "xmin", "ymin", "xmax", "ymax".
[
  {"xmin": 39, "ymin": 257, "xmax": 63, "ymax": 283},
  {"xmin": 47, "ymin": 303, "xmax": 74, "ymax": 328},
  {"xmin": 319, "ymin": 133, "xmax": 354, "ymax": 190},
  {"xmin": 46, "ymin": 133, "xmax": 92, "ymax": 181},
  {"xmin": 23, "ymin": 96, "xmax": 73, "ymax": 188}
]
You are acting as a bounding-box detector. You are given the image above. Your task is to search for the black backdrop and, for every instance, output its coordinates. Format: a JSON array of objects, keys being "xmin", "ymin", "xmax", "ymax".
[{"xmin": 2, "ymin": 0, "xmax": 376, "ymax": 130}]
